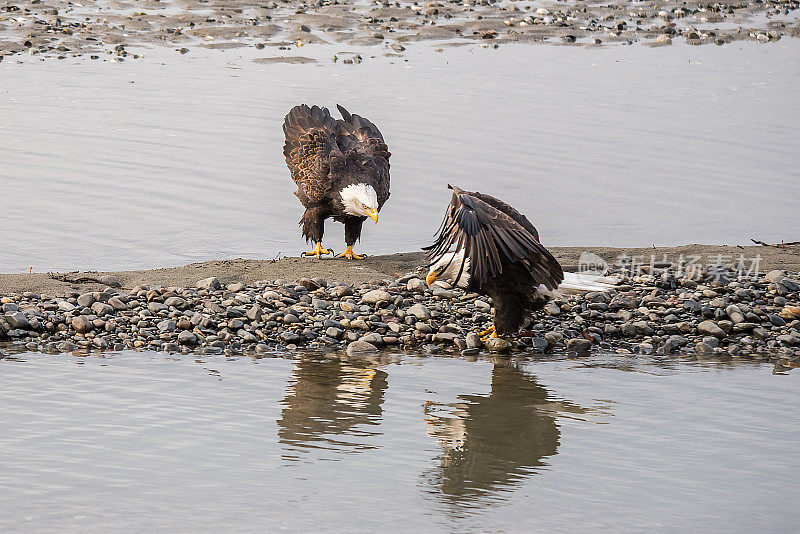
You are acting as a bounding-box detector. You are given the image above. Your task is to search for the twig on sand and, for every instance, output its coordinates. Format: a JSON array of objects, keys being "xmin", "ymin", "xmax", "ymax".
[{"xmin": 750, "ymin": 239, "xmax": 800, "ymax": 249}]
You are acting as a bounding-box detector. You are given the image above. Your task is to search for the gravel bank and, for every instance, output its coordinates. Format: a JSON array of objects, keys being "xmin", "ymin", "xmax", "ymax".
[
  {"xmin": 1, "ymin": 0, "xmax": 797, "ymax": 62},
  {"xmin": 1, "ymin": 246, "xmax": 799, "ymax": 369}
]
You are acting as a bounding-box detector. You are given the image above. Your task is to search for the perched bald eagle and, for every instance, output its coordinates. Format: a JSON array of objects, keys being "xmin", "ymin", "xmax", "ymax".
[
  {"xmin": 424, "ymin": 185, "xmax": 611, "ymax": 340},
  {"xmin": 283, "ymin": 104, "xmax": 391, "ymax": 259}
]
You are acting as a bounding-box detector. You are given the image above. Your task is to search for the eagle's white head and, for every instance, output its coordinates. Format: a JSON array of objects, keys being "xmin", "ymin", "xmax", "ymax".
[
  {"xmin": 426, "ymin": 250, "xmax": 471, "ymax": 289},
  {"xmin": 340, "ymin": 183, "xmax": 379, "ymax": 223}
]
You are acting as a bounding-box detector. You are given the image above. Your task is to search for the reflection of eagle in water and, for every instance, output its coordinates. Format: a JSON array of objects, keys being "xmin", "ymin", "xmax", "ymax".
[
  {"xmin": 423, "ymin": 363, "xmax": 588, "ymax": 499},
  {"xmin": 424, "ymin": 185, "xmax": 613, "ymax": 340},
  {"xmin": 283, "ymin": 104, "xmax": 391, "ymax": 260},
  {"xmin": 278, "ymin": 357, "xmax": 388, "ymax": 457}
]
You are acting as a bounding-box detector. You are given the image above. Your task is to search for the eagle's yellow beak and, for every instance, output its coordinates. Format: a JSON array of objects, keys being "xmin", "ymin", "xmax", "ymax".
[
  {"xmin": 368, "ymin": 209, "xmax": 379, "ymax": 223},
  {"xmin": 426, "ymin": 271, "xmax": 438, "ymax": 286}
]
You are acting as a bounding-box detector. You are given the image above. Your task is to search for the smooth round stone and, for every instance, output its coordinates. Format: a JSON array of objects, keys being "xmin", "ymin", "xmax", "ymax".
[{"xmin": 346, "ymin": 340, "xmax": 378, "ymax": 357}]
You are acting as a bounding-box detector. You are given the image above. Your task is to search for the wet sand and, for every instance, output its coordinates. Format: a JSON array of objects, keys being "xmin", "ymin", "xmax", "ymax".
[
  {"xmin": 0, "ymin": 0, "xmax": 797, "ymax": 62},
  {"xmin": 2, "ymin": 245, "xmax": 798, "ymax": 297}
]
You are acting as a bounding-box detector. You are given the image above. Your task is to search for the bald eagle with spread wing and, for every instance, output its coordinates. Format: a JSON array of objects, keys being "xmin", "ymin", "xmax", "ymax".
[
  {"xmin": 283, "ymin": 104, "xmax": 390, "ymax": 259},
  {"xmin": 424, "ymin": 185, "xmax": 612, "ymax": 341}
]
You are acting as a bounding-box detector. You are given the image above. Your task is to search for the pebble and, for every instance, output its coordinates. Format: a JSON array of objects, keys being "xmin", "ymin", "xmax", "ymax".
[
  {"xmin": 566, "ymin": 338, "xmax": 592, "ymax": 355},
  {"xmin": 0, "ymin": 262, "xmax": 796, "ymax": 366},
  {"xmin": 347, "ymin": 340, "xmax": 378, "ymax": 357},
  {"xmin": 362, "ymin": 289, "xmax": 391, "ymax": 304}
]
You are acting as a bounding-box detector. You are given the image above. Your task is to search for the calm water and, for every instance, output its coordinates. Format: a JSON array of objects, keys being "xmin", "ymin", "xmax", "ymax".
[
  {"xmin": 1, "ymin": 43, "xmax": 799, "ymax": 273},
  {"xmin": 0, "ymin": 350, "xmax": 797, "ymax": 532}
]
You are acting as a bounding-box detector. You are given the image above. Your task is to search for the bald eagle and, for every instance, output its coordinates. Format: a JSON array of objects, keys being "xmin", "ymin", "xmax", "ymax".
[
  {"xmin": 283, "ymin": 104, "xmax": 391, "ymax": 259},
  {"xmin": 424, "ymin": 185, "xmax": 612, "ymax": 341}
]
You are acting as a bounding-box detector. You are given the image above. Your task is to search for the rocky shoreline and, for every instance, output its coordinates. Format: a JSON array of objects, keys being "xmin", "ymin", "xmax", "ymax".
[
  {"xmin": 1, "ymin": 257, "xmax": 799, "ymax": 370},
  {"xmin": 1, "ymin": 0, "xmax": 797, "ymax": 62}
]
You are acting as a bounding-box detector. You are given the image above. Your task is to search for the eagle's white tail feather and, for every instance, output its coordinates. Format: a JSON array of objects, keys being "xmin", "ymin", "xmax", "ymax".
[{"xmin": 557, "ymin": 271, "xmax": 618, "ymax": 293}]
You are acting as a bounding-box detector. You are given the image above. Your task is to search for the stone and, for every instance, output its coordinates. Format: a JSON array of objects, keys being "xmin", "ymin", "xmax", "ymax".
[
  {"xmin": 360, "ymin": 332, "xmax": 384, "ymax": 346},
  {"xmin": 695, "ymin": 341, "xmax": 715, "ymax": 354},
  {"xmin": 57, "ymin": 341, "xmax": 77, "ymax": 352},
  {"xmin": 433, "ymin": 332, "xmax": 457, "ymax": 343},
  {"xmin": 432, "ymin": 287, "xmax": 455, "ymax": 299},
  {"xmin": 108, "ymin": 297, "xmax": 128, "ymax": 311},
  {"xmin": 346, "ymin": 340, "xmax": 378, "ymax": 357},
  {"xmin": 4, "ymin": 312, "xmax": 30, "ymax": 329},
  {"xmin": 91, "ymin": 302, "xmax": 114, "ymax": 317},
  {"xmin": 697, "ymin": 320, "xmax": 726, "ymax": 338},
  {"xmin": 633, "ymin": 321, "xmax": 655, "ymax": 336},
  {"xmin": 566, "ymin": 338, "xmax": 592, "ymax": 355},
  {"xmin": 283, "ymin": 314, "xmax": 300, "ymax": 324},
  {"xmin": 100, "ymin": 275, "xmax": 122, "ymax": 288},
  {"xmin": 158, "ymin": 319, "xmax": 176, "ymax": 332},
  {"xmin": 544, "ymin": 331, "xmax": 564, "ymax": 345},
  {"xmin": 178, "ymin": 331, "xmax": 198, "ymax": 345},
  {"xmin": 164, "ymin": 296, "xmax": 187, "ymax": 309},
  {"xmin": 407, "ymin": 303, "xmax": 431, "ymax": 320},
  {"xmin": 530, "ymin": 337, "xmax": 549, "ymax": 352},
  {"xmin": 485, "ymin": 337, "xmax": 512, "ymax": 352},
  {"xmin": 246, "ymin": 305, "xmax": 263, "ymax": 322},
  {"xmin": 466, "ymin": 332, "xmax": 481, "ymax": 349},
  {"xmin": 764, "ymin": 270, "xmax": 786, "ymax": 282},
  {"xmin": 72, "ymin": 315, "xmax": 94, "ymax": 334},
  {"xmin": 325, "ymin": 326, "xmax": 343, "ymax": 339},
  {"xmin": 227, "ymin": 282, "xmax": 245, "ymax": 292},
  {"xmin": 544, "ymin": 302, "xmax": 561, "ymax": 316},
  {"xmin": 407, "ymin": 278, "xmax": 426, "ymax": 293},
  {"xmin": 330, "ymin": 285, "xmax": 353, "ymax": 298},
  {"xmin": 77, "ymin": 293, "xmax": 95, "ymax": 307},
  {"xmin": 610, "ymin": 292, "xmax": 639, "ymax": 309},
  {"xmin": 279, "ymin": 331, "xmax": 301, "ymax": 344},
  {"xmin": 196, "ymin": 277, "xmax": 221, "ymax": 290},
  {"xmin": 58, "ymin": 301, "xmax": 76, "ymax": 312},
  {"xmin": 362, "ymin": 289, "xmax": 392, "ymax": 304},
  {"xmin": 725, "ymin": 304, "xmax": 745, "ymax": 323}
]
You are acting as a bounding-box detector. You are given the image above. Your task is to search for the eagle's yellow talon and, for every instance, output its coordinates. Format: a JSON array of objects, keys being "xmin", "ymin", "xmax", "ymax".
[
  {"xmin": 477, "ymin": 325, "xmax": 496, "ymax": 337},
  {"xmin": 335, "ymin": 245, "xmax": 364, "ymax": 260},
  {"xmin": 480, "ymin": 331, "xmax": 499, "ymax": 342},
  {"xmin": 302, "ymin": 242, "xmax": 332, "ymax": 258}
]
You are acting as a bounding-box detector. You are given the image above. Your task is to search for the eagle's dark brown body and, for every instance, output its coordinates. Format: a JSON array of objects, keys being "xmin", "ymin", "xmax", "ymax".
[
  {"xmin": 282, "ymin": 104, "xmax": 390, "ymax": 249},
  {"xmin": 425, "ymin": 185, "xmax": 564, "ymax": 336}
]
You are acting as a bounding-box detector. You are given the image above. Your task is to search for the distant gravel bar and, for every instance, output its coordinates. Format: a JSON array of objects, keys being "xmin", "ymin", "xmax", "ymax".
[
  {"xmin": 0, "ymin": 0, "xmax": 797, "ymax": 62},
  {"xmin": 1, "ymin": 246, "xmax": 799, "ymax": 370}
]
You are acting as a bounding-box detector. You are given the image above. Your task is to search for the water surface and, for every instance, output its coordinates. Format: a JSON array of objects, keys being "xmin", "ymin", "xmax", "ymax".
[
  {"xmin": 0, "ymin": 350, "xmax": 797, "ymax": 532},
  {"xmin": 1, "ymin": 43, "xmax": 798, "ymax": 272}
]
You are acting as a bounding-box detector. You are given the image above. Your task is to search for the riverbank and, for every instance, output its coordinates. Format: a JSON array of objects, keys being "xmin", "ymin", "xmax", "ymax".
[
  {"xmin": 1, "ymin": 245, "xmax": 799, "ymax": 367},
  {"xmin": 1, "ymin": 245, "xmax": 799, "ymax": 296}
]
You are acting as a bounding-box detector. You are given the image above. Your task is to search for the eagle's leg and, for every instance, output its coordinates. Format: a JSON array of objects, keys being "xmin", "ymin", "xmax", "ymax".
[
  {"xmin": 303, "ymin": 242, "xmax": 332, "ymax": 258},
  {"xmin": 300, "ymin": 208, "xmax": 331, "ymax": 258},
  {"xmin": 336, "ymin": 216, "xmax": 366, "ymax": 260}
]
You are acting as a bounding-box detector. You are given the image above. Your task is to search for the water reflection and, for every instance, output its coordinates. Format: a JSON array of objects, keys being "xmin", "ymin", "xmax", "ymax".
[
  {"xmin": 422, "ymin": 361, "xmax": 590, "ymax": 504},
  {"xmin": 278, "ymin": 356, "xmax": 388, "ymax": 459}
]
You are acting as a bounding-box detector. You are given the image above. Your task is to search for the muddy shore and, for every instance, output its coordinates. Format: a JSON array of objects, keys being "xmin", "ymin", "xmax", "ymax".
[
  {"xmin": 1, "ymin": 0, "xmax": 797, "ymax": 62},
  {"xmin": 1, "ymin": 245, "xmax": 798, "ymax": 297}
]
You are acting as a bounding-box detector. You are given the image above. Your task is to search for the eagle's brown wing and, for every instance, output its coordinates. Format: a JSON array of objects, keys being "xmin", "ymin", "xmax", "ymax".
[
  {"xmin": 282, "ymin": 105, "xmax": 341, "ymax": 208},
  {"xmin": 334, "ymin": 104, "xmax": 391, "ymax": 207},
  {"xmin": 424, "ymin": 186, "xmax": 563, "ymax": 290}
]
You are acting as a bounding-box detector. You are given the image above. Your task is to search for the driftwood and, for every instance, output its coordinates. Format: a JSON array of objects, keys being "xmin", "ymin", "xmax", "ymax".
[
  {"xmin": 751, "ymin": 239, "xmax": 800, "ymax": 249},
  {"xmin": 47, "ymin": 272, "xmax": 106, "ymax": 285}
]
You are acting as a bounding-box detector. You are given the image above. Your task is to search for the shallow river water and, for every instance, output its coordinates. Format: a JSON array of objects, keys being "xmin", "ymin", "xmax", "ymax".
[
  {"xmin": 0, "ymin": 350, "xmax": 797, "ymax": 532},
  {"xmin": 2, "ymin": 42, "xmax": 799, "ymax": 273}
]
